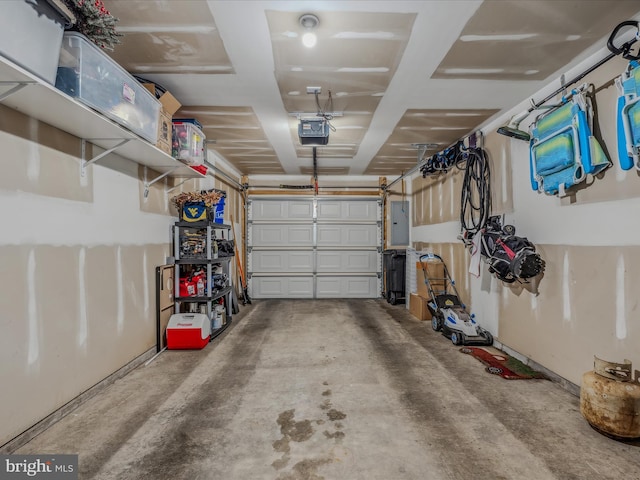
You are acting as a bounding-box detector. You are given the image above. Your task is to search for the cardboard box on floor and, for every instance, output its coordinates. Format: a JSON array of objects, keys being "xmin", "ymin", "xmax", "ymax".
[
  {"xmin": 143, "ymin": 83, "xmax": 182, "ymax": 155},
  {"xmin": 409, "ymin": 293, "xmax": 431, "ymax": 321},
  {"xmin": 415, "ymin": 261, "xmax": 445, "ymax": 298}
]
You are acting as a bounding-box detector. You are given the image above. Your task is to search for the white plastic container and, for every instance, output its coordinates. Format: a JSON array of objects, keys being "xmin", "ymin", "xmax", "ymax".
[
  {"xmin": 0, "ymin": 0, "xmax": 72, "ymax": 84},
  {"xmin": 55, "ymin": 32, "xmax": 160, "ymax": 143},
  {"xmin": 213, "ymin": 305, "xmax": 225, "ymax": 329},
  {"xmin": 172, "ymin": 122, "xmax": 205, "ymax": 165}
]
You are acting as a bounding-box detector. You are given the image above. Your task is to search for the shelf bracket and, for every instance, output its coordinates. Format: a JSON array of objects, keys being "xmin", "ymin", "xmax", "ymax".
[
  {"xmin": 80, "ymin": 138, "xmax": 131, "ymax": 177},
  {"xmin": 0, "ymin": 82, "xmax": 33, "ymax": 102},
  {"xmin": 144, "ymin": 166, "xmax": 180, "ymax": 198},
  {"xmin": 166, "ymin": 178, "xmax": 189, "ymax": 194}
]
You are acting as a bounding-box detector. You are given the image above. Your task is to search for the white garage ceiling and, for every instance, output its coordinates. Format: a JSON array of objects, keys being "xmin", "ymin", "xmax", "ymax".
[{"xmin": 105, "ymin": 0, "xmax": 640, "ymax": 177}]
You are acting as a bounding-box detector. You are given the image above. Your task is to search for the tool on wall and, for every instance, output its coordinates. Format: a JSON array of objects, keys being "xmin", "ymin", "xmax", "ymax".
[
  {"xmin": 419, "ymin": 140, "xmax": 467, "ymax": 177},
  {"xmin": 459, "ymin": 134, "xmax": 491, "ymax": 244},
  {"xmin": 230, "ymin": 213, "xmax": 251, "ymax": 305},
  {"xmin": 497, "ymin": 20, "xmax": 640, "ymax": 142},
  {"xmin": 418, "ymin": 135, "xmax": 492, "ymax": 244},
  {"xmin": 478, "ymin": 216, "xmax": 545, "ymax": 283},
  {"xmin": 447, "ymin": 134, "xmax": 543, "ymax": 284}
]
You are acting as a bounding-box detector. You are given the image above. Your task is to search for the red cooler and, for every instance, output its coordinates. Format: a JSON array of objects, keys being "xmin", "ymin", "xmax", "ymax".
[{"xmin": 166, "ymin": 313, "xmax": 210, "ymax": 349}]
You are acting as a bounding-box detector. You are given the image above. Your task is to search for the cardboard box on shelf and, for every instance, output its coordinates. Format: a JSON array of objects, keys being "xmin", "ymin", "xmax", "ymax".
[
  {"xmin": 409, "ymin": 293, "xmax": 432, "ymax": 321},
  {"xmin": 156, "ymin": 110, "xmax": 173, "ymax": 155},
  {"xmin": 415, "ymin": 260, "xmax": 445, "ymax": 298},
  {"xmin": 143, "ymin": 83, "xmax": 181, "ymax": 155}
]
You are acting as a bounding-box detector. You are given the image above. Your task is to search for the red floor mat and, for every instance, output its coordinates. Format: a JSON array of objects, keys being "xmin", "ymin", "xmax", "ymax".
[{"xmin": 460, "ymin": 346, "xmax": 547, "ymax": 380}]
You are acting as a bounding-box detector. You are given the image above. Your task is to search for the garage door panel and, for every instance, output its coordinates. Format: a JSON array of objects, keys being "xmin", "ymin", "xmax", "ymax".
[
  {"xmin": 317, "ymin": 224, "xmax": 378, "ymax": 247},
  {"xmin": 317, "ymin": 200, "xmax": 378, "ymax": 221},
  {"xmin": 252, "ymin": 201, "xmax": 286, "ymax": 220},
  {"xmin": 251, "ymin": 251, "xmax": 314, "ymax": 272},
  {"xmin": 316, "ymin": 277, "xmax": 341, "ymax": 296},
  {"xmin": 252, "ymin": 225, "xmax": 284, "ymax": 245},
  {"xmin": 254, "ymin": 251, "xmax": 285, "ymax": 270},
  {"xmin": 345, "ymin": 201, "xmax": 377, "ymax": 221},
  {"xmin": 347, "ymin": 227, "xmax": 376, "ymax": 245},
  {"xmin": 317, "ymin": 251, "xmax": 379, "ymax": 272},
  {"xmin": 251, "ymin": 276, "xmax": 314, "ymax": 298},
  {"xmin": 289, "ymin": 226, "xmax": 314, "ymax": 244},
  {"xmin": 289, "ymin": 251, "xmax": 314, "ymax": 270},
  {"xmin": 316, "ymin": 252, "xmax": 341, "ymax": 270},
  {"xmin": 289, "ymin": 201, "xmax": 314, "ymax": 218},
  {"xmin": 316, "ymin": 201, "xmax": 341, "ymax": 219},
  {"xmin": 251, "ymin": 200, "xmax": 313, "ymax": 221},
  {"xmin": 249, "ymin": 197, "xmax": 380, "ymax": 299},
  {"xmin": 252, "ymin": 224, "xmax": 313, "ymax": 246},
  {"xmin": 316, "ymin": 226, "xmax": 341, "ymax": 245},
  {"xmin": 316, "ymin": 276, "xmax": 378, "ymax": 298}
]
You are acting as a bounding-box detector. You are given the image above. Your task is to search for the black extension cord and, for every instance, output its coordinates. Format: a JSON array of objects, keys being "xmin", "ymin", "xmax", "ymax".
[{"xmin": 460, "ymin": 147, "xmax": 491, "ymax": 242}]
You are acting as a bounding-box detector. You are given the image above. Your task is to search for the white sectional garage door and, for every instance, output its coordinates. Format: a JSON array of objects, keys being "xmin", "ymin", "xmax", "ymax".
[{"xmin": 248, "ymin": 197, "xmax": 382, "ymax": 299}]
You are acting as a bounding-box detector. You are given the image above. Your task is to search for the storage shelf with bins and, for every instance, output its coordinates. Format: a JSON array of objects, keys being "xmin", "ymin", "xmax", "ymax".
[
  {"xmin": 0, "ymin": 54, "xmax": 205, "ymax": 193},
  {"xmin": 173, "ymin": 220, "xmax": 234, "ymax": 338}
]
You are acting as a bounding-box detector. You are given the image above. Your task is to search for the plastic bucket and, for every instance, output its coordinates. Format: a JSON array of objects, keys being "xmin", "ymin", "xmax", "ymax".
[{"xmin": 214, "ymin": 197, "xmax": 225, "ymax": 223}]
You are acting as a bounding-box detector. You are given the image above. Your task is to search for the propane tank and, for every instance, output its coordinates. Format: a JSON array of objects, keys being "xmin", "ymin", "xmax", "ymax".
[{"xmin": 580, "ymin": 356, "xmax": 640, "ymax": 439}]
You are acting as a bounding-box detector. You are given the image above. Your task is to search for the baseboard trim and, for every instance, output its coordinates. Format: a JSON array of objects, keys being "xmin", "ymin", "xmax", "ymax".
[
  {"xmin": 493, "ymin": 341, "xmax": 581, "ymax": 398},
  {"xmin": 1, "ymin": 347, "xmax": 157, "ymax": 454}
]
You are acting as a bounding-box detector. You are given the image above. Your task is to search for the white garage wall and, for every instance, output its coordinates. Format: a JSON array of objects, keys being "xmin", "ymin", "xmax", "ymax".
[
  {"xmin": 0, "ymin": 106, "xmax": 184, "ymax": 448},
  {"xmin": 411, "ymin": 41, "xmax": 640, "ymax": 386}
]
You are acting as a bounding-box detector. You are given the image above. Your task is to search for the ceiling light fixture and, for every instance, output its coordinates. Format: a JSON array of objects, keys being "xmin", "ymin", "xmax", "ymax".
[{"xmin": 299, "ymin": 13, "xmax": 319, "ymax": 48}]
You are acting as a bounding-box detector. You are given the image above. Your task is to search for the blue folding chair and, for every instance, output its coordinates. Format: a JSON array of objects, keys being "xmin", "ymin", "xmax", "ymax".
[
  {"xmin": 616, "ymin": 60, "xmax": 640, "ymax": 170},
  {"xmin": 529, "ymin": 86, "xmax": 610, "ymax": 197}
]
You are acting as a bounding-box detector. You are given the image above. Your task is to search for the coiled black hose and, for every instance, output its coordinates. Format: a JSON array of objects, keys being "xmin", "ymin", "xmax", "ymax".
[{"xmin": 460, "ymin": 147, "xmax": 491, "ymax": 242}]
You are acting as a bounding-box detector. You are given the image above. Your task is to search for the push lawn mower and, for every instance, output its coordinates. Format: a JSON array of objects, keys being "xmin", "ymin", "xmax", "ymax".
[{"xmin": 419, "ymin": 253, "xmax": 493, "ymax": 346}]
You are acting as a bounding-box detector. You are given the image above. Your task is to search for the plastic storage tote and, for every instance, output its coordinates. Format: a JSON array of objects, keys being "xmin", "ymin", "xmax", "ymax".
[
  {"xmin": 383, "ymin": 249, "xmax": 406, "ymax": 305},
  {"xmin": 172, "ymin": 121, "xmax": 205, "ymax": 165},
  {"xmin": 0, "ymin": 0, "xmax": 73, "ymax": 84},
  {"xmin": 55, "ymin": 32, "xmax": 160, "ymax": 143}
]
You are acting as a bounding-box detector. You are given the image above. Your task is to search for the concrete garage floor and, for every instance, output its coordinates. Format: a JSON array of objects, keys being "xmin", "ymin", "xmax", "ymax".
[{"xmin": 16, "ymin": 299, "xmax": 640, "ymax": 480}]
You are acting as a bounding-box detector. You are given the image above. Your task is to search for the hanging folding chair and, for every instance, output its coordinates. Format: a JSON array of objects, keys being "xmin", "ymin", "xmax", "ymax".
[
  {"xmin": 616, "ymin": 60, "xmax": 640, "ymax": 170},
  {"xmin": 529, "ymin": 84, "xmax": 610, "ymax": 197}
]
